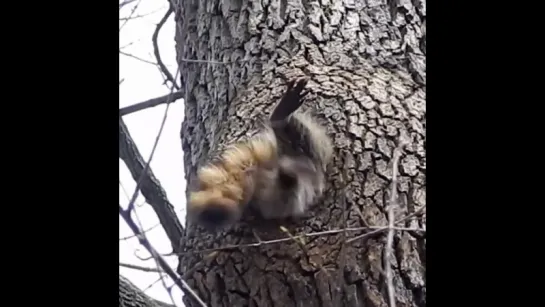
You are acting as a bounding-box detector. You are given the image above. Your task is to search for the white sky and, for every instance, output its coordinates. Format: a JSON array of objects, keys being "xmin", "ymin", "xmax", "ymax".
[{"xmin": 120, "ymin": 1, "xmax": 187, "ymax": 306}]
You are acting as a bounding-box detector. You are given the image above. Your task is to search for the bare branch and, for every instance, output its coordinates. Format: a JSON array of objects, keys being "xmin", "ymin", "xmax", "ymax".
[
  {"xmin": 119, "ymin": 204, "xmax": 208, "ymax": 307},
  {"xmin": 120, "ymin": 91, "xmax": 184, "ymax": 116},
  {"xmin": 119, "ymin": 0, "xmax": 143, "ymax": 31},
  {"xmin": 120, "ymin": 262, "xmax": 164, "ymax": 273},
  {"xmin": 121, "ymin": 65, "xmax": 181, "ymax": 216},
  {"xmin": 120, "ymin": 78, "xmax": 125, "ymax": 85},
  {"xmin": 120, "ymin": 222, "xmax": 161, "ymax": 241},
  {"xmin": 119, "ymin": 119, "xmax": 184, "ymax": 251},
  {"xmin": 120, "ymin": 41, "xmax": 137, "ymax": 50},
  {"xmin": 119, "ymin": 0, "xmax": 137, "ymax": 9},
  {"xmin": 120, "ymin": 6, "xmax": 165, "ymax": 21},
  {"xmin": 152, "ymin": 6, "xmax": 180, "ymax": 89}
]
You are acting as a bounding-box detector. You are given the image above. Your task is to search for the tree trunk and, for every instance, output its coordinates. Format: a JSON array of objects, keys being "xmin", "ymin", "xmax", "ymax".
[{"xmin": 174, "ymin": 0, "xmax": 426, "ymax": 306}]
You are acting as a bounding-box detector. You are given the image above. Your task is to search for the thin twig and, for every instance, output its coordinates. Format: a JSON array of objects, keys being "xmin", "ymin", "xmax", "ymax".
[
  {"xmin": 128, "ymin": 199, "xmax": 177, "ymax": 307},
  {"xmin": 385, "ymin": 142, "xmax": 406, "ymax": 307},
  {"xmin": 337, "ymin": 152, "xmax": 350, "ymax": 293},
  {"xmin": 120, "ymin": 6, "xmax": 165, "ymax": 21},
  {"xmin": 119, "ymin": 204, "xmax": 208, "ymax": 307},
  {"xmin": 142, "ymin": 275, "xmax": 167, "ymax": 292},
  {"xmin": 120, "ymin": 78, "xmax": 125, "ymax": 85},
  {"xmin": 179, "ymin": 58, "xmax": 228, "ymax": 64},
  {"xmin": 345, "ymin": 222, "xmax": 421, "ymax": 243},
  {"xmin": 152, "ymin": 6, "xmax": 180, "ymax": 89},
  {"xmin": 120, "ymin": 91, "xmax": 184, "ymax": 116},
  {"xmin": 120, "ymin": 223, "xmax": 161, "ymax": 240},
  {"xmin": 120, "ymin": 50, "xmax": 158, "ymax": 66},
  {"xmin": 396, "ymin": 205, "xmax": 426, "ymax": 225},
  {"xmin": 119, "ymin": 0, "xmax": 143, "ymax": 31},
  {"xmin": 125, "ymin": 145, "xmax": 179, "ymax": 307},
  {"xmin": 167, "ymin": 225, "xmax": 425, "ymax": 257},
  {"xmin": 120, "ymin": 41, "xmax": 138, "ymax": 50},
  {"xmin": 120, "ymin": 262, "xmax": 164, "ymax": 273}
]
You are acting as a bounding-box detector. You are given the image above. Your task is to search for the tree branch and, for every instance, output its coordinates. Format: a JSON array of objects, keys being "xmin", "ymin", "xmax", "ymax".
[
  {"xmin": 120, "ymin": 262, "xmax": 164, "ymax": 273},
  {"xmin": 119, "ymin": 0, "xmax": 137, "ymax": 10},
  {"xmin": 152, "ymin": 6, "xmax": 179, "ymax": 90},
  {"xmin": 120, "ymin": 91, "xmax": 184, "ymax": 116},
  {"xmin": 120, "ymin": 205, "xmax": 207, "ymax": 307},
  {"xmin": 120, "ymin": 222, "xmax": 161, "ymax": 241},
  {"xmin": 119, "ymin": 119, "xmax": 184, "ymax": 253}
]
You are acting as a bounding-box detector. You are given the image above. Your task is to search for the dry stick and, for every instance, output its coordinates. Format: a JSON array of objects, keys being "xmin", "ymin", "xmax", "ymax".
[
  {"xmin": 120, "ymin": 91, "xmax": 184, "ymax": 116},
  {"xmin": 119, "ymin": 204, "xmax": 208, "ymax": 307},
  {"xmin": 120, "ymin": 262, "xmax": 164, "ymax": 273},
  {"xmin": 385, "ymin": 142, "xmax": 406, "ymax": 307}
]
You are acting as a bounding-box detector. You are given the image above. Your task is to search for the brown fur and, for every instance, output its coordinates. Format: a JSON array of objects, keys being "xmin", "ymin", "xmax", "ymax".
[{"xmin": 187, "ymin": 127, "xmax": 279, "ymax": 229}]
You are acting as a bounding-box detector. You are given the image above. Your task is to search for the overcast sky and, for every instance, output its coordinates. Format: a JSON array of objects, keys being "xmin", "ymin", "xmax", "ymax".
[{"xmin": 120, "ymin": 1, "xmax": 187, "ymax": 305}]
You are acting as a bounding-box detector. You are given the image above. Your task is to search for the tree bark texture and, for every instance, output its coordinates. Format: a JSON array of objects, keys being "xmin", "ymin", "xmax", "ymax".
[
  {"xmin": 174, "ymin": 0, "xmax": 426, "ymax": 306},
  {"xmin": 119, "ymin": 274, "xmax": 175, "ymax": 307}
]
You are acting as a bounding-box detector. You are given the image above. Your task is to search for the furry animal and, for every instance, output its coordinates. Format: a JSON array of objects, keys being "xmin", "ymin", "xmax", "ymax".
[{"xmin": 187, "ymin": 78, "xmax": 333, "ymax": 230}]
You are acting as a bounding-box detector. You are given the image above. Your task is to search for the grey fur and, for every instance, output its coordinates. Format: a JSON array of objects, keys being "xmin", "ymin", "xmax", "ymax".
[{"xmin": 250, "ymin": 79, "xmax": 334, "ymax": 220}]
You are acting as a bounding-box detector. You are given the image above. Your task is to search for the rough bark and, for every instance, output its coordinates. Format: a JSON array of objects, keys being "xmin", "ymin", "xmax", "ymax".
[
  {"xmin": 174, "ymin": 0, "xmax": 426, "ymax": 306},
  {"xmin": 119, "ymin": 274, "xmax": 175, "ymax": 307}
]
